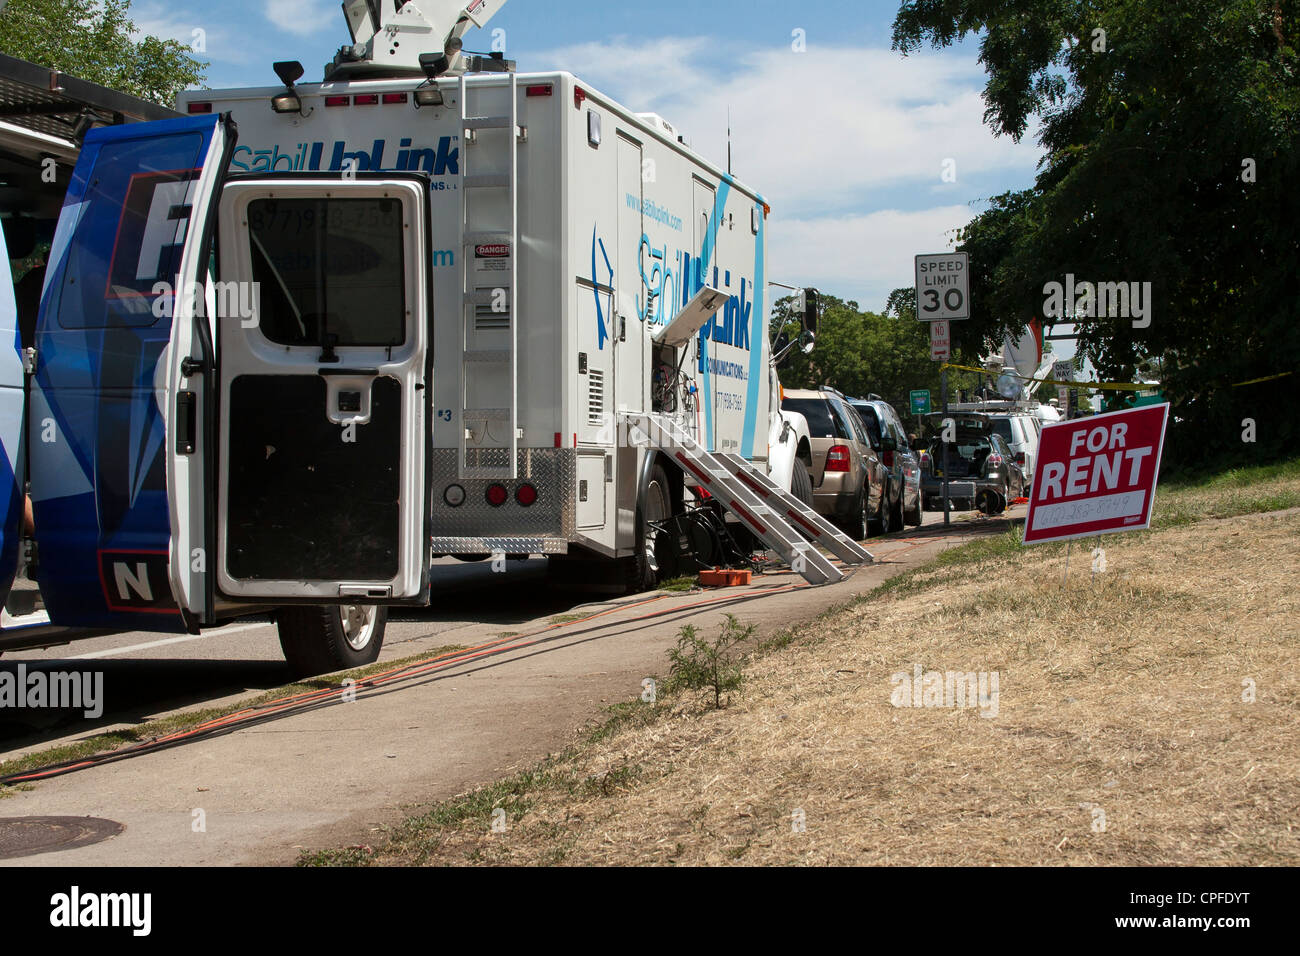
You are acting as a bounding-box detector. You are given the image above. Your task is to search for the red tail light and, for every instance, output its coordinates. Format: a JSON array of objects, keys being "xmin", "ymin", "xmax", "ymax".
[
  {"xmin": 883, "ymin": 450, "xmax": 895, "ymax": 468},
  {"xmin": 825, "ymin": 445, "xmax": 851, "ymax": 473},
  {"xmin": 516, "ymin": 484, "xmax": 538, "ymax": 507},
  {"xmin": 1014, "ymin": 452, "xmax": 1026, "ymax": 465},
  {"xmin": 988, "ymin": 453, "xmax": 1004, "ymax": 467},
  {"xmin": 486, "ymin": 484, "xmax": 508, "ymax": 507}
]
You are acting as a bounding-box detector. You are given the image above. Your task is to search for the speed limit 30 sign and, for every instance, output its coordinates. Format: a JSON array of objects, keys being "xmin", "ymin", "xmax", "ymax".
[{"xmin": 915, "ymin": 253, "xmax": 970, "ymax": 321}]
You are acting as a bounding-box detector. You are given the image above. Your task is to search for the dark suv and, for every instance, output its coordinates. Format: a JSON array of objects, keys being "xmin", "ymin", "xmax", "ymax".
[
  {"xmin": 919, "ymin": 412, "xmax": 1025, "ymax": 514},
  {"xmin": 848, "ymin": 396, "xmax": 923, "ymax": 528},
  {"xmin": 780, "ymin": 387, "xmax": 887, "ymax": 538}
]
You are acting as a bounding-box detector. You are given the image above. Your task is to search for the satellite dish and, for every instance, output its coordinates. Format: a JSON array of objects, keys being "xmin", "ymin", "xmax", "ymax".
[{"xmin": 996, "ymin": 371, "xmax": 1022, "ymax": 400}]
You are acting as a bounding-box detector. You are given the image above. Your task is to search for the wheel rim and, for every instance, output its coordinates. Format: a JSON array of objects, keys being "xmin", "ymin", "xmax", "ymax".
[
  {"xmin": 341, "ymin": 605, "xmax": 377, "ymax": 651},
  {"xmin": 644, "ymin": 479, "xmax": 669, "ymax": 573}
]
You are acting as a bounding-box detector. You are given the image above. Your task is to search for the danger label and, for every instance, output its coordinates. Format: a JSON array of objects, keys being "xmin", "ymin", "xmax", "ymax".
[{"xmin": 475, "ymin": 244, "xmax": 510, "ymax": 258}]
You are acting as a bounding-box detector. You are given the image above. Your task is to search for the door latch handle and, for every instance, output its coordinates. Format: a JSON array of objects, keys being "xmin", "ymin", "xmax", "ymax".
[{"xmin": 181, "ymin": 356, "xmax": 206, "ymax": 377}]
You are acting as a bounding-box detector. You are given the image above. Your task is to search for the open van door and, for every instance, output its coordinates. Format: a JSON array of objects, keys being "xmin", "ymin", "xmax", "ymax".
[
  {"xmin": 213, "ymin": 175, "xmax": 432, "ymax": 605},
  {"xmin": 0, "ymin": 222, "xmax": 25, "ymax": 614},
  {"xmin": 30, "ymin": 114, "xmax": 232, "ymax": 631}
]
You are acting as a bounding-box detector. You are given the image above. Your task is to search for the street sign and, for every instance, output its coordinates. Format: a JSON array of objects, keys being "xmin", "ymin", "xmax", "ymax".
[
  {"xmin": 1022, "ymin": 404, "xmax": 1170, "ymax": 545},
  {"xmin": 910, "ymin": 389, "xmax": 931, "ymax": 415},
  {"xmin": 915, "ymin": 252, "xmax": 970, "ymax": 321},
  {"xmin": 929, "ymin": 319, "xmax": 951, "ymax": 361}
]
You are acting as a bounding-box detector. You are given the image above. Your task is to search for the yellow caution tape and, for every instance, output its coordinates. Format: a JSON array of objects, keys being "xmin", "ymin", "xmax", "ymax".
[
  {"xmin": 940, "ymin": 364, "xmax": 1291, "ymax": 394},
  {"xmin": 1230, "ymin": 371, "xmax": 1294, "ymax": 388},
  {"xmin": 938, "ymin": 363, "xmax": 1154, "ymax": 392}
]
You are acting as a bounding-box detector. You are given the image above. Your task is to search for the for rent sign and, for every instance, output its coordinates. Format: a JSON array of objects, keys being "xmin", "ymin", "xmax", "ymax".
[{"xmin": 1023, "ymin": 404, "xmax": 1170, "ymax": 544}]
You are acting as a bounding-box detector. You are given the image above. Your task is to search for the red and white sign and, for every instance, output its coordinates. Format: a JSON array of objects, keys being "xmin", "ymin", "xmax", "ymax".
[
  {"xmin": 1022, "ymin": 404, "xmax": 1169, "ymax": 545},
  {"xmin": 474, "ymin": 244, "xmax": 510, "ymax": 258},
  {"xmin": 929, "ymin": 320, "xmax": 951, "ymax": 362}
]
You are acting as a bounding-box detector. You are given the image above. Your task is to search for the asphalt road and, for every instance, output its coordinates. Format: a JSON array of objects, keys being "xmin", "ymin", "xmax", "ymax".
[{"xmin": 0, "ymin": 505, "xmax": 1022, "ymax": 865}]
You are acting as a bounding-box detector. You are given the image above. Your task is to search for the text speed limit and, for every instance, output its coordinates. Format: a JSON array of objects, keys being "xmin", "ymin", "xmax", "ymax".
[{"xmin": 915, "ymin": 252, "xmax": 970, "ymax": 321}]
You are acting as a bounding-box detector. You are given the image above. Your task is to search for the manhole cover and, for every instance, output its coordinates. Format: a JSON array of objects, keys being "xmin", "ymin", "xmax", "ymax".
[{"xmin": 0, "ymin": 816, "xmax": 124, "ymax": 860}]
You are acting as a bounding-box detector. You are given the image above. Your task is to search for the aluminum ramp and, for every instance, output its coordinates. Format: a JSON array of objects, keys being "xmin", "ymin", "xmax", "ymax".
[
  {"xmin": 716, "ymin": 453, "xmax": 874, "ymax": 567},
  {"xmin": 628, "ymin": 413, "xmax": 873, "ymax": 586}
]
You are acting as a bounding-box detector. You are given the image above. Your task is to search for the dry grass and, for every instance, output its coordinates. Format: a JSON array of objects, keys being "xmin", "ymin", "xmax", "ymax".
[{"xmin": 354, "ymin": 506, "xmax": 1300, "ymax": 866}]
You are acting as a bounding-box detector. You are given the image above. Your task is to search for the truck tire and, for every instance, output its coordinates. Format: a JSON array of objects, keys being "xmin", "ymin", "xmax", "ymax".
[
  {"xmin": 277, "ymin": 604, "xmax": 387, "ymax": 678},
  {"xmin": 790, "ymin": 458, "xmax": 813, "ymax": 506},
  {"xmin": 623, "ymin": 462, "xmax": 671, "ymax": 593}
]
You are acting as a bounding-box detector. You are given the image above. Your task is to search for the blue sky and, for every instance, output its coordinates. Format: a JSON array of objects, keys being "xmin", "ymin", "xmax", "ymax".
[{"xmin": 132, "ymin": 0, "xmax": 1050, "ymax": 338}]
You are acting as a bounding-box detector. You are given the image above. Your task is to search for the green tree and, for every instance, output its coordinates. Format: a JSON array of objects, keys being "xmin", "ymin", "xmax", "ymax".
[
  {"xmin": 893, "ymin": 0, "xmax": 1300, "ymax": 464},
  {"xmin": 0, "ymin": 0, "xmax": 206, "ymax": 105}
]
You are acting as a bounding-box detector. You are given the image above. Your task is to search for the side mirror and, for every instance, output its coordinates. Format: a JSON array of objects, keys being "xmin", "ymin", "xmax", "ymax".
[
  {"xmin": 801, "ymin": 288, "xmax": 819, "ymax": 335},
  {"xmin": 881, "ymin": 435, "xmax": 897, "ymax": 452},
  {"xmin": 798, "ymin": 329, "xmax": 815, "ymax": 355}
]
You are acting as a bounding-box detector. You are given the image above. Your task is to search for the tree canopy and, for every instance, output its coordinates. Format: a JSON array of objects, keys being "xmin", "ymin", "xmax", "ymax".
[
  {"xmin": 893, "ymin": 0, "xmax": 1299, "ymax": 464},
  {"xmin": 0, "ymin": 0, "xmax": 206, "ymax": 105}
]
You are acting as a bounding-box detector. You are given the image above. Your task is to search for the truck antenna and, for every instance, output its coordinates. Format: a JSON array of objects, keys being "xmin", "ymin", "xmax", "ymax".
[{"xmin": 727, "ymin": 106, "xmax": 732, "ymax": 176}]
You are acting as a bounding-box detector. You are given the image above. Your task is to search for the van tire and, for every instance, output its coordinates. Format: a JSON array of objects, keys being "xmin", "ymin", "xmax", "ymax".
[
  {"xmin": 277, "ymin": 604, "xmax": 387, "ymax": 678},
  {"xmin": 790, "ymin": 458, "xmax": 813, "ymax": 506}
]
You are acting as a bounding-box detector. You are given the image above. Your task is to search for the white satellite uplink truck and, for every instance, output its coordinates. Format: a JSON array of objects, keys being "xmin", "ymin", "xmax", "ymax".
[{"xmin": 27, "ymin": 0, "xmax": 868, "ymax": 675}]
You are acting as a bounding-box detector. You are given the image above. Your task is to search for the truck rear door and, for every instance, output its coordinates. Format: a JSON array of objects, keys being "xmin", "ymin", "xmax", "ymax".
[
  {"xmin": 30, "ymin": 114, "xmax": 232, "ymax": 631},
  {"xmin": 214, "ymin": 175, "xmax": 432, "ymax": 604}
]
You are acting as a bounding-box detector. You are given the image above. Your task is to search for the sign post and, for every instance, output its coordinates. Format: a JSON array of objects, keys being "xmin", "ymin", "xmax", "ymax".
[
  {"xmin": 941, "ymin": 365, "xmax": 949, "ymax": 525},
  {"xmin": 915, "ymin": 252, "xmax": 970, "ymax": 527},
  {"xmin": 1023, "ymin": 404, "xmax": 1170, "ymax": 545}
]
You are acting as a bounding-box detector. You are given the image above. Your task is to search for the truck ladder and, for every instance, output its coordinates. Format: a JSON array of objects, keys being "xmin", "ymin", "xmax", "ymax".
[
  {"xmin": 459, "ymin": 73, "xmax": 522, "ymax": 479},
  {"xmin": 627, "ymin": 413, "xmax": 873, "ymax": 586}
]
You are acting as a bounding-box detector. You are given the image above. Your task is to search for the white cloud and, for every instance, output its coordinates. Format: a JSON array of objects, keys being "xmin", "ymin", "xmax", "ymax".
[
  {"xmin": 130, "ymin": 2, "xmax": 254, "ymax": 67},
  {"xmin": 768, "ymin": 206, "xmax": 974, "ymax": 312},
  {"xmin": 265, "ymin": 0, "xmax": 338, "ymax": 38},
  {"xmin": 539, "ymin": 36, "xmax": 1042, "ymax": 310},
  {"xmin": 539, "ymin": 39, "xmax": 1042, "ymax": 217}
]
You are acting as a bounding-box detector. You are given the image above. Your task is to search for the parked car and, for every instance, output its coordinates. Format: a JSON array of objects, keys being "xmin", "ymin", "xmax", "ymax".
[
  {"xmin": 848, "ymin": 396, "xmax": 922, "ymax": 527},
  {"xmin": 919, "ymin": 412, "xmax": 1026, "ymax": 514},
  {"xmin": 987, "ymin": 412, "xmax": 1042, "ymax": 492},
  {"xmin": 780, "ymin": 387, "xmax": 887, "ymax": 538}
]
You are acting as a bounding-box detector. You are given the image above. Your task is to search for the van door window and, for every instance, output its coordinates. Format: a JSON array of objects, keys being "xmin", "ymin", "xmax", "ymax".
[{"xmin": 247, "ymin": 197, "xmax": 406, "ymax": 347}]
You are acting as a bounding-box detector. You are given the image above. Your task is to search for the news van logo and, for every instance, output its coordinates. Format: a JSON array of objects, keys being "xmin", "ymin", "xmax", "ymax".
[{"xmin": 230, "ymin": 136, "xmax": 459, "ymax": 177}]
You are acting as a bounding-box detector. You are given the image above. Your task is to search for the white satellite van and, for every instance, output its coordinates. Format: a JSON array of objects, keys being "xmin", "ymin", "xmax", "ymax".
[{"xmin": 28, "ymin": 0, "xmax": 866, "ymax": 675}]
